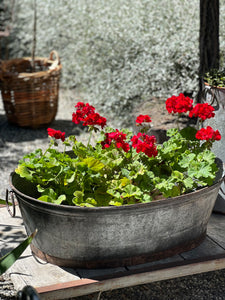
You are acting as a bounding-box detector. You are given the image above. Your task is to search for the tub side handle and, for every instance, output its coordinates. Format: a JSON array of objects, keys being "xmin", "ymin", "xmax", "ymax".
[{"xmin": 5, "ymin": 189, "xmax": 16, "ymax": 217}]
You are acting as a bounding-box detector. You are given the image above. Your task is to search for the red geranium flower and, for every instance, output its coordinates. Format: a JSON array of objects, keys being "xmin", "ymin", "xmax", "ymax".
[
  {"xmin": 136, "ymin": 115, "xmax": 152, "ymax": 124},
  {"xmin": 196, "ymin": 126, "xmax": 221, "ymax": 141},
  {"xmin": 75, "ymin": 102, "xmax": 85, "ymax": 109},
  {"xmin": 189, "ymin": 103, "xmax": 215, "ymax": 121},
  {"xmin": 131, "ymin": 132, "xmax": 158, "ymax": 157},
  {"xmin": 83, "ymin": 113, "xmax": 107, "ymax": 129},
  {"xmin": 166, "ymin": 93, "xmax": 193, "ymax": 114},
  {"xmin": 72, "ymin": 102, "xmax": 107, "ymax": 128},
  {"xmin": 47, "ymin": 128, "xmax": 65, "ymax": 142},
  {"xmin": 101, "ymin": 129, "xmax": 130, "ymax": 152},
  {"xmin": 72, "ymin": 110, "xmax": 85, "ymax": 124}
]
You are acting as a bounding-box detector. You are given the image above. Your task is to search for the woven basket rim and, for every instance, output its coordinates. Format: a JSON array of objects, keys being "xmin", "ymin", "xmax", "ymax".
[{"xmin": 0, "ymin": 51, "xmax": 62, "ymax": 79}]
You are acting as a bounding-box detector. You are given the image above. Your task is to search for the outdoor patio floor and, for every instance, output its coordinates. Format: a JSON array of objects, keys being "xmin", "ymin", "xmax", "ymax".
[{"xmin": 1, "ymin": 204, "xmax": 225, "ymax": 300}]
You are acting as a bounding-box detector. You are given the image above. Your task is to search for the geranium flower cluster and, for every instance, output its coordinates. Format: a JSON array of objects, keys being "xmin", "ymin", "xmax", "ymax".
[
  {"xmin": 47, "ymin": 128, "xmax": 65, "ymax": 142},
  {"xmin": 136, "ymin": 114, "xmax": 152, "ymax": 124},
  {"xmin": 72, "ymin": 102, "xmax": 107, "ymax": 129},
  {"xmin": 166, "ymin": 94, "xmax": 221, "ymax": 142},
  {"xmin": 47, "ymin": 96, "xmax": 221, "ymax": 159},
  {"xmin": 131, "ymin": 133, "xmax": 158, "ymax": 157},
  {"xmin": 166, "ymin": 93, "xmax": 193, "ymax": 114},
  {"xmin": 196, "ymin": 126, "xmax": 221, "ymax": 141},
  {"xmin": 101, "ymin": 129, "xmax": 130, "ymax": 152},
  {"xmin": 47, "ymin": 102, "xmax": 158, "ymax": 158},
  {"xmin": 189, "ymin": 103, "xmax": 215, "ymax": 121},
  {"xmin": 72, "ymin": 102, "xmax": 158, "ymax": 157}
]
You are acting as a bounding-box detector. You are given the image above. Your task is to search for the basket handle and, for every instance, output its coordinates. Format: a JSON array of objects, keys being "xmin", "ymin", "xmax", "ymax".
[{"xmin": 49, "ymin": 50, "xmax": 60, "ymax": 66}]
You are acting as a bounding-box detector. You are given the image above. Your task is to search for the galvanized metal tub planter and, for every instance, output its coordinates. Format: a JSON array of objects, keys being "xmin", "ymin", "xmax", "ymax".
[{"xmin": 9, "ymin": 171, "xmax": 224, "ymax": 269}]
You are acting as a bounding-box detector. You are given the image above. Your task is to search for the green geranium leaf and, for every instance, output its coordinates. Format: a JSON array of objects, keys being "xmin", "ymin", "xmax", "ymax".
[
  {"xmin": 120, "ymin": 177, "xmax": 130, "ymax": 186},
  {"xmin": 84, "ymin": 197, "xmax": 98, "ymax": 206},
  {"xmin": 38, "ymin": 187, "xmax": 65, "ymax": 204},
  {"xmin": 15, "ymin": 165, "xmax": 33, "ymax": 181},
  {"xmin": 55, "ymin": 195, "xmax": 66, "ymax": 205},
  {"xmin": 38, "ymin": 195, "xmax": 52, "ymax": 203},
  {"xmin": 155, "ymin": 179, "xmax": 181, "ymax": 198},
  {"xmin": 64, "ymin": 172, "xmax": 75, "ymax": 184},
  {"xmin": 122, "ymin": 184, "xmax": 142, "ymax": 198},
  {"xmin": 142, "ymin": 194, "xmax": 152, "ymax": 203},
  {"xmin": 72, "ymin": 190, "xmax": 84, "ymax": 204},
  {"xmin": 94, "ymin": 189, "xmax": 112, "ymax": 206},
  {"xmin": 166, "ymin": 128, "xmax": 179, "ymax": 137},
  {"xmin": 180, "ymin": 127, "xmax": 197, "ymax": 140},
  {"xmin": 183, "ymin": 177, "xmax": 194, "ymax": 189},
  {"xmin": 194, "ymin": 164, "xmax": 214, "ymax": 179},
  {"xmin": 109, "ymin": 198, "xmax": 123, "ymax": 206},
  {"xmin": 198, "ymin": 150, "xmax": 216, "ymax": 163},
  {"xmin": 172, "ymin": 170, "xmax": 184, "ymax": 180},
  {"xmin": 179, "ymin": 153, "xmax": 196, "ymax": 168},
  {"xmin": 37, "ymin": 185, "xmax": 45, "ymax": 193},
  {"xmin": 107, "ymin": 189, "xmax": 121, "ymax": 199},
  {"xmin": 82, "ymin": 157, "xmax": 105, "ymax": 172}
]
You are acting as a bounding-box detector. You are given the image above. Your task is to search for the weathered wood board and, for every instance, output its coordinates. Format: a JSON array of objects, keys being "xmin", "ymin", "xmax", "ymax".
[{"xmin": 1, "ymin": 206, "xmax": 225, "ymax": 300}]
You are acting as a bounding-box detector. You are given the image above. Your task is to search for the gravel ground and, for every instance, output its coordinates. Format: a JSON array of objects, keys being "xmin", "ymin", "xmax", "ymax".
[
  {"xmin": 75, "ymin": 270, "xmax": 225, "ymax": 300},
  {"xmin": 0, "ymin": 274, "xmax": 17, "ymax": 299},
  {"xmin": 1, "ymin": 90, "xmax": 225, "ymax": 299}
]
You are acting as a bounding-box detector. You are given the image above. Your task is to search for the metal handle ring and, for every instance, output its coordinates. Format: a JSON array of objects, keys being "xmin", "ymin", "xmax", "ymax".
[
  {"xmin": 5, "ymin": 189, "xmax": 16, "ymax": 217},
  {"xmin": 203, "ymin": 86, "xmax": 219, "ymax": 107}
]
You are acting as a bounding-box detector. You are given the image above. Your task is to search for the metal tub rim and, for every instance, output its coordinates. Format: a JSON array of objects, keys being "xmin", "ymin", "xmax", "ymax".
[{"xmin": 9, "ymin": 171, "xmax": 224, "ymax": 213}]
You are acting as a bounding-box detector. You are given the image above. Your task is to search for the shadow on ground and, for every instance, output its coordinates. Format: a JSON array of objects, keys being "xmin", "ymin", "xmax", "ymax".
[{"xmin": 0, "ymin": 114, "xmax": 88, "ymax": 144}]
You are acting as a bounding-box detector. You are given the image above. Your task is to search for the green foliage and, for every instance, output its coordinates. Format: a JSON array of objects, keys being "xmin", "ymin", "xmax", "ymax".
[
  {"xmin": 153, "ymin": 127, "xmax": 218, "ymax": 198},
  {"xmin": 204, "ymin": 69, "xmax": 225, "ymax": 87},
  {"xmin": 15, "ymin": 125, "xmax": 219, "ymax": 207}
]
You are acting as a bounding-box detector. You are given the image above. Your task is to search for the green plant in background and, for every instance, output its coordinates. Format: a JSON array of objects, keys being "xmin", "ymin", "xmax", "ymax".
[
  {"xmin": 15, "ymin": 94, "xmax": 221, "ymax": 207},
  {"xmin": 204, "ymin": 69, "xmax": 225, "ymax": 87},
  {"xmin": 0, "ymin": 230, "xmax": 37, "ymax": 275}
]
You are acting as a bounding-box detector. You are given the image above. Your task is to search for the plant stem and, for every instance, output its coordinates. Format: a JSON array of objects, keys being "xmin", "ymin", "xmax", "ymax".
[
  {"xmin": 175, "ymin": 114, "xmax": 181, "ymax": 130},
  {"xmin": 88, "ymin": 129, "xmax": 93, "ymax": 147}
]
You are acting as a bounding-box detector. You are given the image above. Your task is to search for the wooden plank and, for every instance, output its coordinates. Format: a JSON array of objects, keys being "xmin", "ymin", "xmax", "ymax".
[
  {"xmin": 36, "ymin": 256, "xmax": 225, "ymax": 300},
  {"xmin": 180, "ymin": 236, "xmax": 225, "ymax": 260},
  {"xmin": 10, "ymin": 246, "xmax": 81, "ymax": 291},
  {"xmin": 127, "ymin": 254, "xmax": 183, "ymax": 271},
  {"xmin": 77, "ymin": 267, "xmax": 127, "ymax": 280},
  {"xmin": 207, "ymin": 213, "xmax": 225, "ymax": 248}
]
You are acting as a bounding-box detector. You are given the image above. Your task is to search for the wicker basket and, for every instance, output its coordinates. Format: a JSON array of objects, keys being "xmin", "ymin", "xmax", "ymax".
[{"xmin": 0, "ymin": 50, "xmax": 62, "ymax": 128}]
